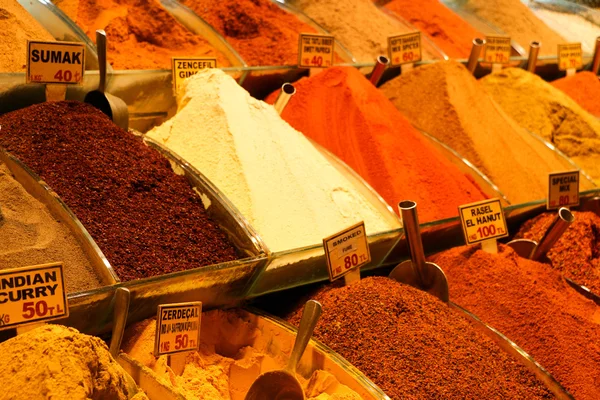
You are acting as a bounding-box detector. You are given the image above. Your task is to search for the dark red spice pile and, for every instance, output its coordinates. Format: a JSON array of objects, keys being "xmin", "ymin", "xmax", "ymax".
[
  {"xmin": 430, "ymin": 244, "xmax": 600, "ymax": 399},
  {"xmin": 285, "ymin": 276, "xmax": 551, "ymax": 399},
  {"xmin": 515, "ymin": 210, "xmax": 600, "ymax": 293},
  {"xmin": 0, "ymin": 101, "xmax": 240, "ymax": 281}
]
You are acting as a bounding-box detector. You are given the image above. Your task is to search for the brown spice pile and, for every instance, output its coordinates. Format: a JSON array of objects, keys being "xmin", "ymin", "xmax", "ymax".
[
  {"xmin": 516, "ymin": 210, "xmax": 600, "ymax": 294},
  {"xmin": 430, "ymin": 244, "xmax": 600, "ymax": 399},
  {"xmin": 0, "ymin": 101, "xmax": 240, "ymax": 281},
  {"xmin": 179, "ymin": 0, "xmax": 316, "ymax": 66},
  {"xmin": 285, "ymin": 277, "xmax": 552, "ymax": 399},
  {"xmin": 459, "ymin": 0, "xmax": 565, "ymax": 55},
  {"xmin": 54, "ymin": 0, "xmax": 230, "ymax": 69},
  {"xmin": 380, "ymin": 61, "xmax": 582, "ymax": 203},
  {"xmin": 0, "ymin": 0, "xmax": 55, "ymax": 72}
]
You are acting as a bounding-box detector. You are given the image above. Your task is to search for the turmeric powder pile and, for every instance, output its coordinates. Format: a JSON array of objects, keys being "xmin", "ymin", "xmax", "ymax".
[{"xmin": 0, "ymin": 325, "xmax": 142, "ymax": 400}]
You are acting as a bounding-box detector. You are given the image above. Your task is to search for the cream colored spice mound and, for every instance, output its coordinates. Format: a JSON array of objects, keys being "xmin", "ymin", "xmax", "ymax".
[
  {"xmin": 0, "ymin": 325, "xmax": 134, "ymax": 400},
  {"xmin": 460, "ymin": 0, "xmax": 565, "ymax": 56},
  {"xmin": 288, "ymin": 0, "xmax": 435, "ymax": 62},
  {"xmin": 147, "ymin": 68, "xmax": 398, "ymax": 252},
  {"xmin": 0, "ymin": 0, "xmax": 55, "ymax": 72},
  {"xmin": 380, "ymin": 61, "xmax": 584, "ymax": 204},
  {"xmin": 480, "ymin": 68, "xmax": 600, "ymax": 184}
]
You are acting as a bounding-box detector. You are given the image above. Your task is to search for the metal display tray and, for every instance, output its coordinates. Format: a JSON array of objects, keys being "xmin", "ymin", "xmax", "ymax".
[
  {"xmin": 0, "ymin": 150, "xmax": 118, "ymax": 288},
  {"xmin": 3, "ymin": 132, "xmax": 271, "ymax": 336},
  {"xmin": 119, "ymin": 308, "xmax": 390, "ymax": 400}
]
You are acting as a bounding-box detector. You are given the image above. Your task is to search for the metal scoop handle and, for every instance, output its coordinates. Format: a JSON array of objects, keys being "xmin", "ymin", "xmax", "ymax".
[
  {"xmin": 399, "ymin": 200, "xmax": 429, "ymax": 287},
  {"xmin": 531, "ymin": 207, "xmax": 574, "ymax": 261},
  {"xmin": 96, "ymin": 30, "xmax": 107, "ymax": 93},
  {"xmin": 109, "ymin": 287, "xmax": 130, "ymax": 358},
  {"xmin": 286, "ymin": 300, "xmax": 322, "ymax": 374}
]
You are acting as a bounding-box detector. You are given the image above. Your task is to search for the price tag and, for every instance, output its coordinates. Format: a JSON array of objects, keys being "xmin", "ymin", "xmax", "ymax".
[
  {"xmin": 26, "ymin": 41, "xmax": 85, "ymax": 84},
  {"xmin": 484, "ymin": 35, "xmax": 511, "ymax": 65},
  {"xmin": 171, "ymin": 57, "xmax": 216, "ymax": 93},
  {"xmin": 298, "ymin": 33, "xmax": 334, "ymax": 68},
  {"xmin": 0, "ymin": 262, "xmax": 68, "ymax": 331},
  {"xmin": 323, "ymin": 222, "xmax": 371, "ymax": 282},
  {"xmin": 557, "ymin": 43, "xmax": 582, "ymax": 71},
  {"xmin": 388, "ymin": 32, "xmax": 422, "ymax": 67},
  {"xmin": 547, "ymin": 171, "xmax": 579, "ymax": 209},
  {"xmin": 458, "ymin": 198, "xmax": 508, "ymax": 245},
  {"xmin": 154, "ymin": 301, "xmax": 201, "ymax": 357}
]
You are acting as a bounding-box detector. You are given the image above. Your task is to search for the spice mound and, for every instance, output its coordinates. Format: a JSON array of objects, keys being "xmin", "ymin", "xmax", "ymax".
[
  {"xmin": 515, "ymin": 210, "xmax": 600, "ymax": 294},
  {"xmin": 530, "ymin": 7, "xmax": 600, "ymax": 53},
  {"xmin": 268, "ymin": 66, "xmax": 487, "ymax": 222},
  {"xmin": 0, "ymin": 163, "xmax": 101, "ymax": 293},
  {"xmin": 430, "ymin": 244, "xmax": 600, "ymax": 399},
  {"xmin": 288, "ymin": 0, "xmax": 436, "ymax": 62},
  {"xmin": 121, "ymin": 309, "xmax": 362, "ymax": 399},
  {"xmin": 481, "ymin": 67, "xmax": 600, "ymax": 183},
  {"xmin": 380, "ymin": 0, "xmax": 482, "ymax": 58},
  {"xmin": 0, "ymin": 325, "xmax": 136, "ymax": 400},
  {"xmin": 147, "ymin": 68, "xmax": 398, "ymax": 253},
  {"xmin": 380, "ymin": 60, "xmax": 580, "ymax": 203},
  {"xmin": 179, "ymin": 0, "xmax": 316, "ymax": 66},
  {"xmin": 552, "ymin": 72, "xmax": 600, "ymax": 117},
  {"xmin": 54, "ymin": 0, "xmax": 229, "ymax": 69},
  {"xmin": 458, "ymin": 0, "xmax": 565, "ymax": 55},
  {"xmin": 0, "ymin": 101, "xmax": 239, "ymax": 281},
  {"xmin": 0, "ymin": 0, "xmax": 55, "ymax": 72},
  {"xmin": 285, "ymin": 276, "xmax": 552, "ymax": 399}
]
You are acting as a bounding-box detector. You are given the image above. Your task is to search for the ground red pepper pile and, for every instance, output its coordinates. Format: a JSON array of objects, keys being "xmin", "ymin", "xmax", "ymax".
[
  {"xmin": 515, "ymin": 210, "xmax": 600, "ymax": 294},
  {"xmin": 285, "ymin": 276, "xmax": 551, "ymax": 399},
  {"xmin": 430, "ymin": 244, "xmax": 600, "ymax": 399},
  {"xmin": 0, "ymin": 101, "xmax": 240, "ymax": 281}
]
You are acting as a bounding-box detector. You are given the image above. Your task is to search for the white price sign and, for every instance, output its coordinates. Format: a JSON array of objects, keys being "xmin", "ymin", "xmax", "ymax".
[
  {"xmin": 298, "ymin": 33, "xmax": 334, "ymax": 68},
  {"xmin": 27, "ymin": 41, "xmax": 85, "ymax": 84},
  {"xmin": 459, "ymin": 198, "xmax": 508, "ymax": 245},
  {"xmin": 323, "ymin": 222, "xmax": 371, "ymax": 282},
  {"xmin": 154, "ymin": 302, "xmax": 201, "ymax": 357},
  {"xmin": 547, "ymin": 171, "xmax": 580, "ymax": 209}
]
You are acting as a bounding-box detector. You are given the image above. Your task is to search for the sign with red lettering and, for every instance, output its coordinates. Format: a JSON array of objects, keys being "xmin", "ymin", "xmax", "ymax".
[
  {"xmin": 388, "ymin": 32, "xmax": 422, "ymax": 67},
  {"xmin": 458, "ymin": 198, "xmax": 508, "ymax": 245},
  {"xmin": 154, "ymin": 302, "xmax": 202, "ymax": 357},
  {"xmin": 298, "ymin": 33, "xmax": 334, "ymax": 68},
  {"xmin": 547, "ymin": 171, "xmax": 580, "ymax": 210},
  {"xmin": 323, "ymin": 222, "xmax": 371, "ymax": 282},
  {"xmin": 27, "ymin": 41, "xmax": 85, "ymax": 84},
  {"xmin": 0, "ymin": 262, "xmax": 68, "ymax": 331}
]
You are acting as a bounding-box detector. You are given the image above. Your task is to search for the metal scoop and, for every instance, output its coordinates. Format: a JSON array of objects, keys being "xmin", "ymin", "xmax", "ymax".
[
  {"xmin": 108, "ymin": 287, "xmax": 131, "ymax": 358},
  {"xmin": 389, "ymin": 200, "xmax": 450, "ymax": 303},
  {"xmin": 84, "ymin": 30, "xmax": 129, "ymax": 130},
  {"xmin": 245, "ymin": 300, "xmax": 322, "ymax": 400},
  {"xmin": 506, "ymin": 207, "xmax": 574, "ymax": 261}
]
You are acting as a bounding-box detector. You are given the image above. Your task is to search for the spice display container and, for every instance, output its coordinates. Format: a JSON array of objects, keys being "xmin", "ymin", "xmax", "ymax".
[
  {"xmin": 247, "ymin": 140, "xmax": 402, "ymax": 297},
  {"xmin": 0, "ymin": 149, "xmax": 119, "ymax": 288},
  {"xmin": 121, "ymin": 308, "xmax": 390, "ymax": 400},
  {"xmin": 47, "ymin": 136, "xmax": 270, "ymax": 336},
  {"xmin": 17, "ymin": 0, "xmax": 99, "ymax": 69},
  {"xmin": 527, "ymin": 0, "xmax": 600, "ymax": 53},
  {"xmin": 453, "ymin": 303, "xmax": 573, "ymax": 399},
  {"xmin": 158, "ymin": 0, "xmax": 246, "ymax": 69}
]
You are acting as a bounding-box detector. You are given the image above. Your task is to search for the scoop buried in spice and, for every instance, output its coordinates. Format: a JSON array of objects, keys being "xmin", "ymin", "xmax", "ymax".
[
  {"xmin": 245, "ymin": 300, "xmax": 322, "ymax": 400},
  {"xmin": 389, "ymin": 200, "xmax": 449, "ymax": 303},
  {"xmin": 84, "ymin": 30, "xmax": 128, "ymax": 130},
  {"xmin": 507, "ymin": 207, "xmax": 574, "ymax": 261}
]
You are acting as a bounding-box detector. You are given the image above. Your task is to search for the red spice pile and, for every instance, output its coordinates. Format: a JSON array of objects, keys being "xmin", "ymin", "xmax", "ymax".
[
  {"xmin": 285, "ymin": 277, "xmax": 551, "ymax": 399},
  {"xmin": 380, "ymin": 0, "xmax": 482, "ymax": 58},
  {"xmin": 179, "ymin": 0, "xmax": 316, "ymax": 66},
  {"xmin": 430, "ymin": 244, "xmax": 600, "ymax": 399},
  {"xmin": 515, "ymin": 210, "xmax": 600, "ymax": 294},
  {"xmin": 267, "ymin": 66, "xmax": 487, "ymax": 222},
  {"xmin": 0, "ymin": 102, "xmax": 240, "ymax": 281},
  {"xmin": 552, "ymin": 72, "xmax": 600, "ymax": 117}
]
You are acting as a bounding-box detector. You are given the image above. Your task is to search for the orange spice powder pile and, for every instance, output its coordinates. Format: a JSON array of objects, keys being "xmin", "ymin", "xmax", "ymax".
[
  {"xmin": 552, "ymin": 71, "xmax": 600, "ymax": 117},
  {"xmin": 379, "ymin": 0, "xmax": 482, "ymax": 58},
  {"xmin": 54, "ymin": 0, "xmax": 230, "ymax": 70},
  {"xmin": 267, "ymin": 66, "xmax": 487, "ymax": 222},
  {"xmin": 179, "ymin": 0, "xmax": 317, "ymax": 66}
]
